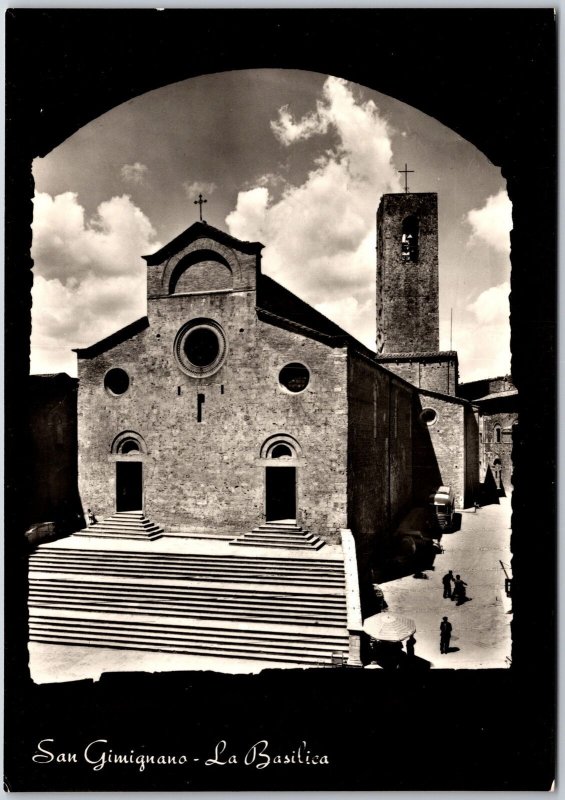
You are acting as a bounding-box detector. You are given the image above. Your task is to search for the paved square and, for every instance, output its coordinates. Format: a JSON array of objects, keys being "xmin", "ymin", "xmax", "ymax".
[{"xmin": 379, "ymin": 497, "xmax": 512, "ymax": 668}]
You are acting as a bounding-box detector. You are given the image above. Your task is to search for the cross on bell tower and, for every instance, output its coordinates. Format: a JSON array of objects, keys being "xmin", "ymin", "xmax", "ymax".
[
  {"xmin": 398, "ymin": 163, "xmax": 415, "ymax": 194},
  {"xmin": 194, "ymin": 193, "xmax": 208, "ymax": 223}
]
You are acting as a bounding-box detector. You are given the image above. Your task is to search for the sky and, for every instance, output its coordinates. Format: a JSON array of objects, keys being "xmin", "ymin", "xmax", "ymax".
[{"xmin": 30, "ymin": 69, "xmax": 512, "ymax": 383}]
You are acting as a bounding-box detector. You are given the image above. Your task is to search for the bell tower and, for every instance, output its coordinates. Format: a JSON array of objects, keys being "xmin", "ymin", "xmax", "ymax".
[
  {"xmin": 376, "ymin": 191, "xmax": 458, "ymax": 396},
  {"xmin": 376, "ymin": 192, "xmax": 439, "ymax": 354}
]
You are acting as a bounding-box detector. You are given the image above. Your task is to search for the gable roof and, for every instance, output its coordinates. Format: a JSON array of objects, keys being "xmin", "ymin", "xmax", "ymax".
[
  {"xmin": 257, "ymin": 275, "xmax": 349, "ymax": 340},
  {"xmin": 473, "ymin": 389, "xmax": 518, "ymax": 402},
  {"xmin": 73, "ymin": 317, "xmax": 149, "ymax": 359},
  {"xmin": 143, "ymin": 222, "xmax": 263, "ymax": 266}
]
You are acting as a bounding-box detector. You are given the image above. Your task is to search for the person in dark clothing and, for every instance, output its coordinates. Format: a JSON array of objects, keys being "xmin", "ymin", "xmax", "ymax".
[
  {"xmin": 406, "ymin": 634, "xmax": 416, "ymax": 658},
  {"xmin": 442, "ymin": 570, "xmax": 454, "ymax": 598},
  {"xmin": 452, "ymin": 574, "xmax": 468, "ymax": 605},
  {"xmin": 440, "ymin": 616, "xmax": 452, "ymax": 653}
]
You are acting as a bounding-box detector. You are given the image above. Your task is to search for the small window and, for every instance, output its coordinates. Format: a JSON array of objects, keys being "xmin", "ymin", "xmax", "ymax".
[
  {"xmin": 279, "ymin": 363, "xmax": 310, "ymax": 393},
  {"xmin": 420, "ymin": 407, "xmax": 438, "ymax": 426},
  {"xmin": 401, "ymin": 216, "xmax": 419, "ymax": 262},
  {"xmin": 104, "ymin": 368, "xmax": 129, "ymax": 396},
  {"xmin": 271, "ymin": 444, "xmax": 293, "ymax": 458},
  {"xmin": 494, "ymin": 425, "xmax": 502, "ymax": 443}
]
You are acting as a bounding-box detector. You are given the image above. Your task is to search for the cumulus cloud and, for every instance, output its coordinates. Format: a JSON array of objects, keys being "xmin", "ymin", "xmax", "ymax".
[
  {"xmin": 271, "ymin": 104, "xmax": 329, "ymax": 145},
  {"xmin": 467, "ymin": 190, "xmax": 512, "ymax": 253},
  {"xmin": 183, "ymin": 181, "xmax": 217, "ymax": 199},
  {"xmin": 31, "ymin": 192, "xmax": 161, "ymax": 374},
  {"xmin": 468, "ymin": 282, "xmax": 511, "ymax": 325},
  {"xmin": 120, "ymin": 162, "xmax": 148, "ymax": 184},
  {"xmin": 453, "ymin": 282, "xmax": 511, "ymax": 381},
  {"xmin": 227, "ymin": 76, "xmax": 401, "ymax": 346}
]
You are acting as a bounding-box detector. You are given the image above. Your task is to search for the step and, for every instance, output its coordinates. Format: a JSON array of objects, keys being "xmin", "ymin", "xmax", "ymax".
[
  {"xmin": 29, "ymin": 582, "xmax": 346, "ymax": 610},
  {"xmin": 33, "ymin": 547, "xmax": 342, "ymax": 566},
  {"xmin": 29, "ymin": 595, "xmax": 347, "ymax": 619},
  {"xmin": 29, "ymin": 618, "xmax": 349, "ymax": 665},
  {"xmin": 74, "ymin": 512, "xmax": 164, "ymax": 540},
  {"xmin": 30, "ymin": 549, "xmax": 344, "ymax": 572},
  {"xmin": 257, "ymin": 524, "xmax": 305, "ymax": 530},
  {"xmin": 30, "ymin": 606, "xmax": 346, "ymax": 629},
  {"xmin": 30, "ymin": 578, "xmax": 345, "ymax": 601},
  {"xmin": 238, "ymin": 535, "xmax": 321, "ymax": 544},
  {"xmin": 250, "ymin": 530, "xmax": 310, "ymax": 537},
  {"xmin": 29, "ymin": 592, "xmax": 347, "ymax": 620},
  {"xmin": 230, "ymin": 540, "xmax": 324, "ymax": 550},
  {"xmin": 29, "ymin": 623, "xmax": 348, "ymax": 654},
  {"xmin": 87, "ymin": 521, "xmax": 162, "ymax": 529},
  {"xmin": 31, "ymin": 566, "xmax": 344, "ymax": 589},
  {"xmin": 74, "ymin": 531, "xmax": 163, "ymax": 541}
]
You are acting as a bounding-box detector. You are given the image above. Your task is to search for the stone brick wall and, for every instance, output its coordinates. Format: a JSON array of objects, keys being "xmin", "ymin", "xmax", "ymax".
[
  {"xmin": 377, "ymin": 355, "xmax": 458, "ymax": 395},
  {"xmin": 415, "ymin": 393, "xmax": 467, "ymax": 507},
  {"xmin": 481, "ymin": 409, "xmax": 517, "ymax": 493},
  {"xmin": 347, "ymin": 352, "xmax": 413, "ymax": 581},
  {"xmin": 464, "ymin": 405, "xmax": 480, "ymax": 505},
  {"xmin": 77, "ymin": 287, "xmax": 349, "ymax": 543},
  {"xmin": 376, "ymin": 193, "xmax": 439, "ymax": 354}
]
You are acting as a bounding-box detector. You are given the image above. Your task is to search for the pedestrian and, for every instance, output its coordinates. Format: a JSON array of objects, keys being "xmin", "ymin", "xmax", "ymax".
[
  {"xmin": 453, "ymin": 574, "xmax": 468, "ymax": 605},
  {"xmin": 406, "ymin": 634, "xmax": 416, "ymax": 658},
  {"xmin": 440, "ymin": 616, "xmax": 452, "ymax": 654},
  {"xmin": 442, "ymin": 569, "xmax": 454, "ymax": 598},
  {"xmin": 86, "ymin": 508, "xmax": 97, "ymax": 526}
]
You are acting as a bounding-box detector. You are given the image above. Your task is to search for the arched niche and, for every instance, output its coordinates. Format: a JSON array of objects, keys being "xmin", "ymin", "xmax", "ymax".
[{"xmin": 168, "ymin": 249, "xmax": 233, "ymax": 295}]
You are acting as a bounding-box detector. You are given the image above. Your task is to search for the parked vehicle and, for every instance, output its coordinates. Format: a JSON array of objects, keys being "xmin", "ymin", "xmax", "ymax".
[
  {"xmin": 428, "ymin": 485, "xmax": 455, "ymax": 532},
  {"xmin": 25, "ymin": 521, "xmax": 59, "ymax": 548},
  {"xmin": 25, "ymin": 515, "xmax": 81, "ymax": 548},
  {"xmin": 393, "ymin": 507, "xmax": 432, "ymax": 557}
]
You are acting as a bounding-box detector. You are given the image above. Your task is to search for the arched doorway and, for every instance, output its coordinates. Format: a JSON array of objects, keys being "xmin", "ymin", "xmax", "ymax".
[
  {"xmin": 260, "ymin": 435, "xmax": 301, "ymax": 522},
  {"xmin": 116, "ymin": 462, "xmax": 143, "ymax": 511},
  {"xmin": 111, "ymin": 431, "xmax": 147, "ymax": 512},
  {"xmin": 265, "ymin": 467, "xmax": 296, "ymax": 522}
]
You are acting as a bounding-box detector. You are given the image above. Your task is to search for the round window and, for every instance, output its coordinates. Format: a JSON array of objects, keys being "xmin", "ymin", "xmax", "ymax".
[
  {"xmin": 279, "ymin": 363, "xmax": 310, "ymax": 393},
  {"xmin": 420, "ymin": 407, "xmax": 438, "ymax": 426},
  {"xmin": 174, "ymin": 319, "xmax": 227, "ymax": 377},
  {"xmin": 104, "ymin": 368, "xmax": 129, "ymax": 396}
]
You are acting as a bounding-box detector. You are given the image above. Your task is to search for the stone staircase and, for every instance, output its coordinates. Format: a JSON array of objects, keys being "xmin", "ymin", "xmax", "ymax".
[
  {"xmin": 230, "ymin": 520, "xmax": 325, "ymax": 550},
  {"xmin": 74, "ymin": 511, "xmax": 164, "ymax": 541},
  {"xmin": 28, "ymin": 546, "xmax": 350, "ymax": 667}
]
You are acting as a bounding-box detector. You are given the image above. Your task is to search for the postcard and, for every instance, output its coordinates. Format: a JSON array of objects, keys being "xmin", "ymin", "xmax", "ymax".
[{"xmin": 4, "ymin": 8, "xmax": 556, "ymax": 791}]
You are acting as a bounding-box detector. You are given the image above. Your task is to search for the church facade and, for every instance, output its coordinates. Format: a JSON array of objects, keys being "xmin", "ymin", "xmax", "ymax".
[
  {"xmin": 74, "ymin": 191, "xmax": 478, "ymax": 566},
  {"xmin": 74, "ymin": 222, "xmax": 424, "ymax": 572}
]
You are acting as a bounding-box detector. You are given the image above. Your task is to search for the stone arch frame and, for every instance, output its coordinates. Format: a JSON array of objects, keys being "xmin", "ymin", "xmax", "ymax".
[
  {"xmin": 167, "ymin": 248, "xmax": 233, "ymax": 295},
  {"xmin": 260, "ymin": 433, "xmax": 302, "ymax": 461},
  {"xmin": 161, "ymin": 241, "xmax": 243, "ymax": 294},
  {"xmin": 111, "ymin": 430, "xmax": 148, "ymax": 457}
]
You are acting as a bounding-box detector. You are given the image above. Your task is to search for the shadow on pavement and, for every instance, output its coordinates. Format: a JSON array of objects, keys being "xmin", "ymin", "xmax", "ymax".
[{"xmin": 400, "ymin": 654, "xmax": 431, "ymax": 671}]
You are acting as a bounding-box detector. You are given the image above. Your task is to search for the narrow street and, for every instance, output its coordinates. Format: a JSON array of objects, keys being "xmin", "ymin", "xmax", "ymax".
[{"xmin": 379, "ymin": 496, "xmax": 512, "ymax": 669}]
